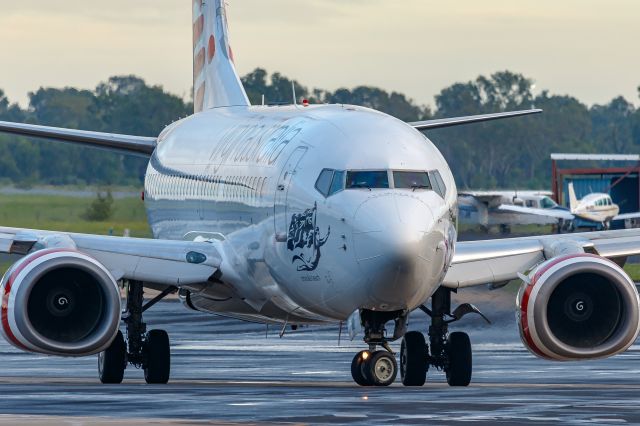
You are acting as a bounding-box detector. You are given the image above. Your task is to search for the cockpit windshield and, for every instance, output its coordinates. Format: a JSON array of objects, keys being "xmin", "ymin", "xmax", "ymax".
[
  {"xmin": 393, "ymin": 171, "xmax": 431, "ymax": 190},
  {"xmin": 346, "ymin": 171, "xmax": 389, "ymax": 189},
  {"xmin": 315, "ymin": 168, "xmax": 444, "ymax": 197},
  {"xmin": 540, "ymin": 196, "xmax": 557, "ymax": 209}
]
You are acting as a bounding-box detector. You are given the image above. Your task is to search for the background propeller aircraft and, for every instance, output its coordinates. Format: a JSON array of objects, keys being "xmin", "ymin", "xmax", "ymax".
[{"xmin": 499, "ymin": 182, "xmax": 640, "ymax": 231}]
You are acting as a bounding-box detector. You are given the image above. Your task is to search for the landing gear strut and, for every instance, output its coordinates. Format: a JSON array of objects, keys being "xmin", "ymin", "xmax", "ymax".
[{"xmin": 98, "ymin": 281, "xmax": 174, "ymax": 384}]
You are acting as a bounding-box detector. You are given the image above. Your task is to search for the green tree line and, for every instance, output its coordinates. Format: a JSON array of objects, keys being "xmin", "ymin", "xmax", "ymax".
[{"xmin": 1, "ymin": 70, "xmax": 639, "ymax": 189}]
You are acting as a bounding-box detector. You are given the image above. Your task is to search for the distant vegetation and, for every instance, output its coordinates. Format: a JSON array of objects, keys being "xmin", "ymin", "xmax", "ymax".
[
  {"xmin": 82, "ymin": 189, "xmax": 115, "ymax": 221},
  {"xmin": 1, "ymin": 70, "xmax": 640, "ymax": 189},
  {"xmin": 0, "ymin": 193, "xmax": 150, "ymax": 237}
]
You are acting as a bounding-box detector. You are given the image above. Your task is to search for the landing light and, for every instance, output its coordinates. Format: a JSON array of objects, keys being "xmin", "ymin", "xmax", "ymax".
[{"xmin": 361, "ymin": 351, "xmax": 370, "ymax": 361}]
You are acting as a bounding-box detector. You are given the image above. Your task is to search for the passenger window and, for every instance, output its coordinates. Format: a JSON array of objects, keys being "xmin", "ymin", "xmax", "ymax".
[
  {"xmin": 346, "ymin": 171, "xmax": 389, "ymax": 189},
  {"xmin": 329, "ymin": 170, "xmax": 345, "ymax": 195},
  {"xmin": 393, "ymin": 171, "xmax": 431, "ymax": 190},
  {"xmin": 315, "ymin": 169, "xmax": 334, "ymax": 197}
]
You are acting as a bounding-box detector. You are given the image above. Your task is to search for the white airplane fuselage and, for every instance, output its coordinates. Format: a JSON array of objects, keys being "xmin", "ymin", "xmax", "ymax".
[
  {"xmin": 144, "ymin": 104, "xmax": 457, "ymax": 324},
  {"xmin": 573, "ymin": 193, "xmax": 620, "ymax": 224}
]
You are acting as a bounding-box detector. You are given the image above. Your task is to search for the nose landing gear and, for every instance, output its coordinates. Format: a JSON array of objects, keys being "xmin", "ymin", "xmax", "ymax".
[
  {"xmin": 351, "ymin": 349, "xmax": 397, "ymax": 386},
  {"xmin": 350, "ymin": 310, "xmax": 404, "ymax": 386},
  {"xmin": 350, "ymin": 287, "xmax": 487, "ymax": 387},
  {"xmin": 98, "ymin": 281, "xmax": 175, "ymax": 384}
]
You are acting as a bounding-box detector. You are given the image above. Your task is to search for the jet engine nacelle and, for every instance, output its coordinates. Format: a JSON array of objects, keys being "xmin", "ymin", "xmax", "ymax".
[
  {"xmin": 517, "ymin": 253, "xmax": 640, "ymax": 360},
  {"xmin": 0, "ymin": 249, "xmax": 121, "ymax": 356}
]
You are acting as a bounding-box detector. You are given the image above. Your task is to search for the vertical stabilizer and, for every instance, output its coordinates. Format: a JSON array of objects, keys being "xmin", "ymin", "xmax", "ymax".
[
  {"xmin": 568, "ymin": 182, "xmax": 579, "ymax": 212},
  {"xmin": 192, "ymin": 0, "xmax": 250, "ymax": 112}
]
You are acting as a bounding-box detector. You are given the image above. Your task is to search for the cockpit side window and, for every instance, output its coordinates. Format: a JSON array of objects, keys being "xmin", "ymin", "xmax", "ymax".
[
  {"xmin": 315, "ymin": 169, "xmax": 334, "ymax": 197},
  {"xmin": 346, "ymin": 170, "xmax": 389, "ymax": 189},
  {"xmin": 429, "ymin": 170, "xmax": 446, "ymax": 198},
  {"xmin": 393, "ymin": 171, "xmax": 431, "ymax": 190},
  {"xmin": 329, "ymin": 170, "xmax": 345, "ymax": 195}
]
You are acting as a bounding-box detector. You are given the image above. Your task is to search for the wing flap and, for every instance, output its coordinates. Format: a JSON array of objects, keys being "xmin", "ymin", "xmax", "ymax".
[{"xmin": 0, "ymin": 120, "xmax": 156, "ymax": 156}]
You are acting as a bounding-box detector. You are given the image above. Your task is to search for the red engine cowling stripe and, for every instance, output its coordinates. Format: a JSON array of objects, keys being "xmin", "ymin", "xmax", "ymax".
[
  {"xmin": 521, "ymin": 253, "xmax": 601, "ymax": 360},
  {"xmin": 520, "ymin": 281, "xmax": 548, "ymax": 359},
  {"xmin": 1, "ymin": 248, "xmax": 71, "ymax": 350}
]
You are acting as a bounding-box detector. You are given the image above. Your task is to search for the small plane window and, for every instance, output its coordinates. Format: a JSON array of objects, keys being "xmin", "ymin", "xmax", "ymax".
[
  {"xmin": 315, "ymin": 169, "xmax": 334, "ymax": 197},
  {"xmin": 346, "ymin": 170, "xmax": 389, "ymax": 189},
  {"xmin": 526, "ymin": 200, "xmax": 535, "ymax": 207},
  {"xmin": 329, "ymin": 170, "xmax": 345, "ymax": 195},
  {"xmin": 429, "ymin": 170, "xmax": 446, "ymax": 198},
  {"xmin": 393, "ymin": 171, "xmax": 432, "ymax": 190},
  {"xmin": 540, "ymin": 197, "xmax": 557, "ymax": 209}
]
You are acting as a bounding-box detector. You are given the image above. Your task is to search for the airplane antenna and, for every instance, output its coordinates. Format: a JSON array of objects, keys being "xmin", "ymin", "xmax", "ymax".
[{"xmin": 291, "ymin": 82, "xmax": 297, "ymax": 105}]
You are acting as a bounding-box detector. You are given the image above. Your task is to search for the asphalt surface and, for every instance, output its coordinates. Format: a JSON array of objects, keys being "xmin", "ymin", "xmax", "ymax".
[{"xmin": 2, "ymin": 291, "xmax": 640, "ymax": 425}]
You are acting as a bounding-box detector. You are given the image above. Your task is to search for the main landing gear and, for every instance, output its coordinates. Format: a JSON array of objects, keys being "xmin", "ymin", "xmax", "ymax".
[
  {"xmin": 350, "ymin": 288, "xmax": 489, "ymax": 387},
  {"xmin": 98, "ymin": 281, "xmax": 175, "ymax": 384}
]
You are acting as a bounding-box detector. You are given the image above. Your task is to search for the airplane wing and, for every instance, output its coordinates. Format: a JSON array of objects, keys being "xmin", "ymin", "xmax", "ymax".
[
  {"xmin": 613, "ymin": 212, "xmax": 640, "ymax": 221},
  {"xmin": 0, "ymin": 120, "xmax": 156, "ymax": 156},
  {"xmin": 497, "ymin": 204, "xmax": 575, "ymax": 220},
  {"xmin": 408, "ymin": 109, "xmax": 542, "ymax": 131},
  {"xmin": 459, "ymin": 190, "xmax": 552, "ymax": 198},
  {"xmin": 0, "ymin": 226, "xmax": 220, "ymax": 287},
  {"xmin": 443, "ymin": 229, "xmax": 640, "ymax": 288}
]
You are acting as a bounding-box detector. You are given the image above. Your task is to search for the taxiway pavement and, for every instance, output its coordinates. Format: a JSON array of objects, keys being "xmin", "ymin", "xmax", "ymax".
[{"xmin": 1, "ymin": 291, "xmax": 640, "ymax": 425}]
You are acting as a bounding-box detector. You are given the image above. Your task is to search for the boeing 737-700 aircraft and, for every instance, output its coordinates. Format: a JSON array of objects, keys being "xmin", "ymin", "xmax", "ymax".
[{"xmin": 1, "ymin": 1, "xmax": 640, "ymax": 387}]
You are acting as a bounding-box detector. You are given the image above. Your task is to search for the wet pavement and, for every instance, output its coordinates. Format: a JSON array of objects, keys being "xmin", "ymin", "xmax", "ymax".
[{"xmin": 2, "ymin": 293, "xmax": 640, "ymax": 425}]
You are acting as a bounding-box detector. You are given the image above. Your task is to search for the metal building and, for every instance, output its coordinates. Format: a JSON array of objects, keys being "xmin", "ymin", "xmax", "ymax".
[{"xmin": 551, "ymin": 154, "xmax": 640, "ymax": 229}]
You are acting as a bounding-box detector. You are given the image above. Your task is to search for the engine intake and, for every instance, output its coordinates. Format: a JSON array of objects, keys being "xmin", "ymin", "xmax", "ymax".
[
  {"xmin": 517, "ymin": 253, "xmax": 640, "ymax": 360},
  {"xmin": 0, "ymin": 249, "xmax": 121, "ymax": 356}
]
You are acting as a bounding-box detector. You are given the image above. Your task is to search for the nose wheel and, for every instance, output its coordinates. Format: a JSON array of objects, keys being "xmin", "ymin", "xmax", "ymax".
[{"xmin": 351, "ymin": 350, "xmax": 397, "ymax": 386}]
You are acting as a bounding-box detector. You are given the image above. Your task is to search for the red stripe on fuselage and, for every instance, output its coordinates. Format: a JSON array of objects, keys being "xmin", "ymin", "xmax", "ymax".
[
  {"xmin": 193, "ymin": 15, "xmax": 204, "ymax": 47},
  {"xmin": 194, "ymin": 47, "xmax": 206, "ymax": 82},
  {"xmin": 1, "ymin": 249, "xmax": 70, "ymax": 350}
]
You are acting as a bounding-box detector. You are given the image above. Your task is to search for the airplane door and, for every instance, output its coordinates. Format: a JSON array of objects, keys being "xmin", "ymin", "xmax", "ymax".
[{"xmin": 274, "ymin": 146, "xmax": 307, "ymax": 242}]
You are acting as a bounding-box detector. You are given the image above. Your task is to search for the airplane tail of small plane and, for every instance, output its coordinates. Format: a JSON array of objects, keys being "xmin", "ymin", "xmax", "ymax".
[
  {"xmin": 568, "ymin": 182, "xmax": 579, "ymax": 212},
  {"xmin": 192, "ymin": 0, "xmax": 250, "ymax": 112}
]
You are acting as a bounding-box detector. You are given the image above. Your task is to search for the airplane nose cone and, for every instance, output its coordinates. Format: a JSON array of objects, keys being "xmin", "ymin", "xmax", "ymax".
[{"xmin": 352, "ymin": 194, "xmax": 445, "ymax": 310}]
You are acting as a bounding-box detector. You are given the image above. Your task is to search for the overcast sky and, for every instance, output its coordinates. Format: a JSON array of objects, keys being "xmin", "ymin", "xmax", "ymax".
[{"xmin": 1, "ymin": 0, "xmax": 638, "ymax": 108}]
